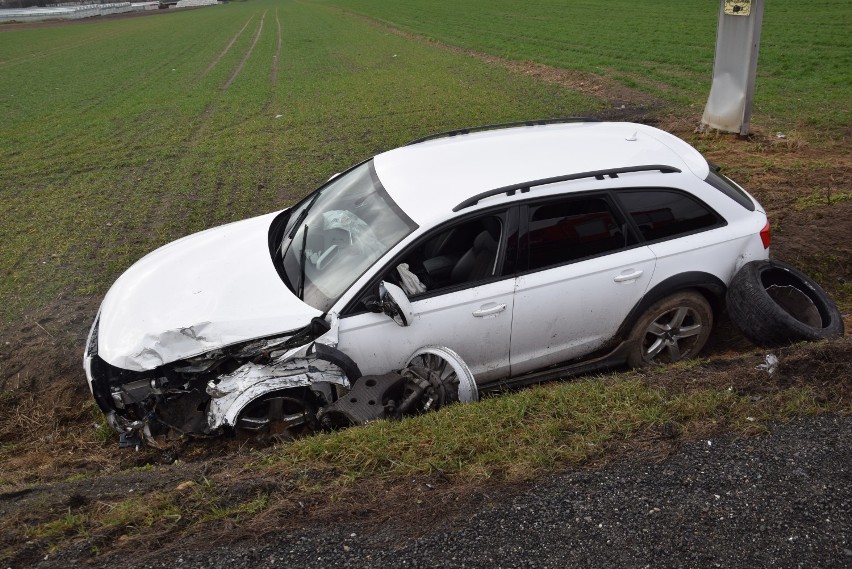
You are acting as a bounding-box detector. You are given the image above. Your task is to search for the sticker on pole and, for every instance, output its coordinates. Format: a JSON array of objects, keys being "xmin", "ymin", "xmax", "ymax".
[{"xmin": 724, "ymin": 1, "xmax": 751, "ymax": 16}]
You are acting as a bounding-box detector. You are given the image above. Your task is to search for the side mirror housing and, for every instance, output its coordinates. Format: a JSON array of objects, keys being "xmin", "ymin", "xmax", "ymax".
[{"xmin": 379, "ymin": 281, "xmax": 413, "ymax": 327}]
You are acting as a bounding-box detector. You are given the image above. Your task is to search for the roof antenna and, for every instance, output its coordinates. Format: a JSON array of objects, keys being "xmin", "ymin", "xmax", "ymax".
[{"xmin": 625, "ymin": 131, "xmax": 638, "ymax": 141}]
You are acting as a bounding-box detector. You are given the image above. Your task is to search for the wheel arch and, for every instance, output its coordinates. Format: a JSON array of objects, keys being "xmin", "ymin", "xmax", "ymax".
[{"xmin": 615, "ymin": 272, "xmax": 726, "ymax": 341}]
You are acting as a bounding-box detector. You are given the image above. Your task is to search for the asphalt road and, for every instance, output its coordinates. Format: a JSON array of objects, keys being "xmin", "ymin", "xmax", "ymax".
[{"xmin": 120, "ymin": 415, "xmax": 851, "ymax": 569}]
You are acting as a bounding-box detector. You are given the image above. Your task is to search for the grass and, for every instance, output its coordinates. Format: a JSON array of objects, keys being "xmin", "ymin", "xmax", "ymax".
[
  {"xmin": 326, "ymin": 0, "xmax": 852, "ymax": 132},
  {"xmin": 795, "ymin": 188, "xmax": 852, "ymax": 209},
  {"xmin": 0, "ymin": 0, "xmax": 596, "ymax": 329}
]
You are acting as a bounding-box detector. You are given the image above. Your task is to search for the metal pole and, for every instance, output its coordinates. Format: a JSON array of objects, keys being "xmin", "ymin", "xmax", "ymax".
[{"xmin": 701, "ymin": 0, "xmax": 765, "ymax": 135}]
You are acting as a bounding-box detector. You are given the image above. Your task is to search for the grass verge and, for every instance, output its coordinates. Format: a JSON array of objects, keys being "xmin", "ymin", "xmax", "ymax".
[{"xmin": 5, "ymin": 337, "xmax": 849, "ymax": 563}]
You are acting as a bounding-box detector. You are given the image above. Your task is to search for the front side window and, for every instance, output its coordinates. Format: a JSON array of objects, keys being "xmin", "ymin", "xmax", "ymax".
[
  {"xmin": 277, "ymin": 161, "xmax": 417, "ymax": 312},
  {"xmin": 392, "ymin": 215, "xmax": 504, "ymax": 297},
  {"xmin": 616, "ymin": 189, "xmax": 720, "ymax": 242},
  {"xmin": 524, "ymin": 196, "xmax": 633, "ymax": 271}
]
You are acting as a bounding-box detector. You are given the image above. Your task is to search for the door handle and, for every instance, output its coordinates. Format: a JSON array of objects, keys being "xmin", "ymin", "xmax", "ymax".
[
  {"xmin": 472, "ymin": 303, "xmax": 507, "ymax": 317},
  {"xmin": 613, "ymin": 269, "xmax": 644, "ymax": 283}
]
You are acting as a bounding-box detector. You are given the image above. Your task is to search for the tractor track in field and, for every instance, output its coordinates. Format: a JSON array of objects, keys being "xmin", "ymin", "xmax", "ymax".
[
  {"xmin": 222, "ymin": 10, "xmax": 267, "ymax": 91},
  {"xmin": 197, "ymin": 13, "xmax": 255, "ymax": 82},
  {"xmin": 133, "ymin": 8, "xmax": 274, "ymax": 238},
  {"xmin": 271, "ymin": 7, "xmax": 282, "ymax": 86}
]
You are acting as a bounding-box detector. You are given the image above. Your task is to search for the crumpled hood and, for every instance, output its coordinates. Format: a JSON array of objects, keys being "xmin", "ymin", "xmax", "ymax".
[{"xmin": 97, "ymin": 211, "xmax": 322, "ymax": 371}]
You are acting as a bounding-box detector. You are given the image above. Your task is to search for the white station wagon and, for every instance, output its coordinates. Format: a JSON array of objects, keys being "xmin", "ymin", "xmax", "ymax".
[{"xmin": 84, "ymin": 119, "xmax": 771, "ymax": 446}]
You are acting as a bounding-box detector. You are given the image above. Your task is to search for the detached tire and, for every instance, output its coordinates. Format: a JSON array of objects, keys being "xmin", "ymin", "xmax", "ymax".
[{"xmin": 726, "ymin": 260, "xmax": 844, "ymax": 348}]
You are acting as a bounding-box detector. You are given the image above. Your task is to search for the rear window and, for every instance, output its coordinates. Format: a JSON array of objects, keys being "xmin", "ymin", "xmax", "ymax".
[{"xmin": 705, "ymin": 170, "xmax": 756, "ymax": 211}]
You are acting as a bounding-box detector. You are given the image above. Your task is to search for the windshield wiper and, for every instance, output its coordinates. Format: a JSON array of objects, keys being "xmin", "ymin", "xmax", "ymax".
[
  {"xmin": 297, "ymin": 224, "xmax": 308, "ymax": 300},
  {"xmin": 288, "ymin": 192, "xmax": 321, "ymax": 241}
]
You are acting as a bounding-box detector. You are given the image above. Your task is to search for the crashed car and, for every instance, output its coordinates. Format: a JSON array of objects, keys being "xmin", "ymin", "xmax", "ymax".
[{"xmin": 84, "ymin": 119, "xmax": 772, "ymax": 447}]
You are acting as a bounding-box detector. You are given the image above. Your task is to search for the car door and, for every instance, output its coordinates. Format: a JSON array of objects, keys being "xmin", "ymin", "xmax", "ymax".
[
  {"xmin": 510, "ymin": 193, "xmax": 656, "ymax": 376},
  {"xmin": 337, "ymin": 210, "xmax": 518, "ymax": 383}
]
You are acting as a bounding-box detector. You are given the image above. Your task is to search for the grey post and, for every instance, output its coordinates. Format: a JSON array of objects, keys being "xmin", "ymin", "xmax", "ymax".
[{"xmin": 701, "ymin": 0, "xmax": 765, "ymax": 136}]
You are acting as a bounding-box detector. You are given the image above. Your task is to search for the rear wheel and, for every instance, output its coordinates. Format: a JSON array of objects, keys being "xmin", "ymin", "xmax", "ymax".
[{"xmin": 627, "ymin": 291, "xmax": 713, "ymax": 368}]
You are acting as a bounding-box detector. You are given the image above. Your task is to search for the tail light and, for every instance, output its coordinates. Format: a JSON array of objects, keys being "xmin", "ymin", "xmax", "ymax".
[{"xmin": 759, "ymin": 221, "xmax": 771, "ymax": 249}]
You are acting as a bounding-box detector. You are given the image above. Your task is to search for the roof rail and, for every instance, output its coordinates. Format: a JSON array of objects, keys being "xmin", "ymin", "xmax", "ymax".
[
  {"xmin": 453, "ymin": 165, "xmax": 681, "ymax": 212},
  {"xmin": 405, "ymin": 117, "xmax": 600, "ymax": 146}
]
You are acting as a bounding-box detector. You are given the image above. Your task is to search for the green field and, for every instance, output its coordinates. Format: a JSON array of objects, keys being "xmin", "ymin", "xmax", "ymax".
[
  {"xmin": 0, "ymin": 0, "xmax": 597, "ymax": 328},
  {"xmin": 328, "ymin": 0, "xmax": 852, "ymax": 130}
]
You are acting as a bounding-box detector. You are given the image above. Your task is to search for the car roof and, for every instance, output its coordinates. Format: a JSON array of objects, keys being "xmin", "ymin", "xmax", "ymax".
[{"xmin": 373, "ymin": 121, "xmax": 710, "ymax": 226}]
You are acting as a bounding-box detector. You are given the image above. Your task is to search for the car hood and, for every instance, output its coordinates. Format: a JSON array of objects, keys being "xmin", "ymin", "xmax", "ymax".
[{"xmin": 97, "ymin": 211, "xmax": 322, "ymax": 371}]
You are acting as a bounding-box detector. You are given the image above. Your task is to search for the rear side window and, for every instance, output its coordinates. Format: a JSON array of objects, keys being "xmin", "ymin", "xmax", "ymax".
[
  {"xmin": 705, "ymin": 170, "xmax": 756, "ymax": 211},
  {"xmin": 525, "ymin": 196, "xmax": 635, "ymax": 270},
  {"xmin": 616, "ymin": 189, "xmax": 721, "ymax": 242}
]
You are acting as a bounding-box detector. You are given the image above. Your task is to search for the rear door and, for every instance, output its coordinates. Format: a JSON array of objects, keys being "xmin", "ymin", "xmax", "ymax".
[{"xmin": 509, "ymin": 193, "xmax": 656, "ymax": 376}]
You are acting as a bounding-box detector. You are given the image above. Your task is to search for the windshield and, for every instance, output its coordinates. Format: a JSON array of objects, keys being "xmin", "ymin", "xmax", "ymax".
[{"xmin": 278, "ymin": 160, "xmax": 417, "ymax": 312}]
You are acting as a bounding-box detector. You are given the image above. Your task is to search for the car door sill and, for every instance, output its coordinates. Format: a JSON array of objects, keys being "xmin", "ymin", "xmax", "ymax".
[{"xmin": 478, "ymin": 342, "xmax": 631, "ymax": 394}]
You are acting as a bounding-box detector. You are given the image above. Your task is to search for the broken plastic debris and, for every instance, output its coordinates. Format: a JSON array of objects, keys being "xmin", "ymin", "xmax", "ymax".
[{"xmin": 756, "ymin": 354, "xmax": 779, "ymax": 375}]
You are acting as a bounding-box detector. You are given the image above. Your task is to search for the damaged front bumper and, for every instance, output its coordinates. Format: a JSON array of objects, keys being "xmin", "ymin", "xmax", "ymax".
[
  {"xmin": 84, "ymin": 313, "xmax": 353, "ymax": 447},
  {"xmin": 84, "ymin": 312, "xmax": 478, "ymax": 449}
]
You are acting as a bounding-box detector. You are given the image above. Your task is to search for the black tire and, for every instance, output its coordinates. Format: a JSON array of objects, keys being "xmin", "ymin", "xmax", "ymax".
[
  {"xmin": 235, "ymin": 388, "xmax": 318, "ymax": 442},
  {"xmin": 726, "ymin": 260, "xmax": 844, "ymax": 348},
  {"xmin": 626, "ymin": 291, "xmax": 713, "ymax": 368}
]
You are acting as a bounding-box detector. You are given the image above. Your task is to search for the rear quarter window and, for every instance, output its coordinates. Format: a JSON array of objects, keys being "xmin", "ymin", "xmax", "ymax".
[
  {"xmin": 616, "ymin": 189, "xmax": 723, "ymax": 242},
  {"xmin": 705, "ymin": 170, "xmax": 756, "ymax": 211}
]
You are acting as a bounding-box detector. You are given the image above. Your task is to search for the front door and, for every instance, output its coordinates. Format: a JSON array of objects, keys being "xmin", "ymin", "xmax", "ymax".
[
  {"xmin": 337, "ymin": 211, "xmax": 516, "ymax": 383},
  {"xmin": 338, "ymin": 279, "xmax": 515, "ymax": 382}
]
